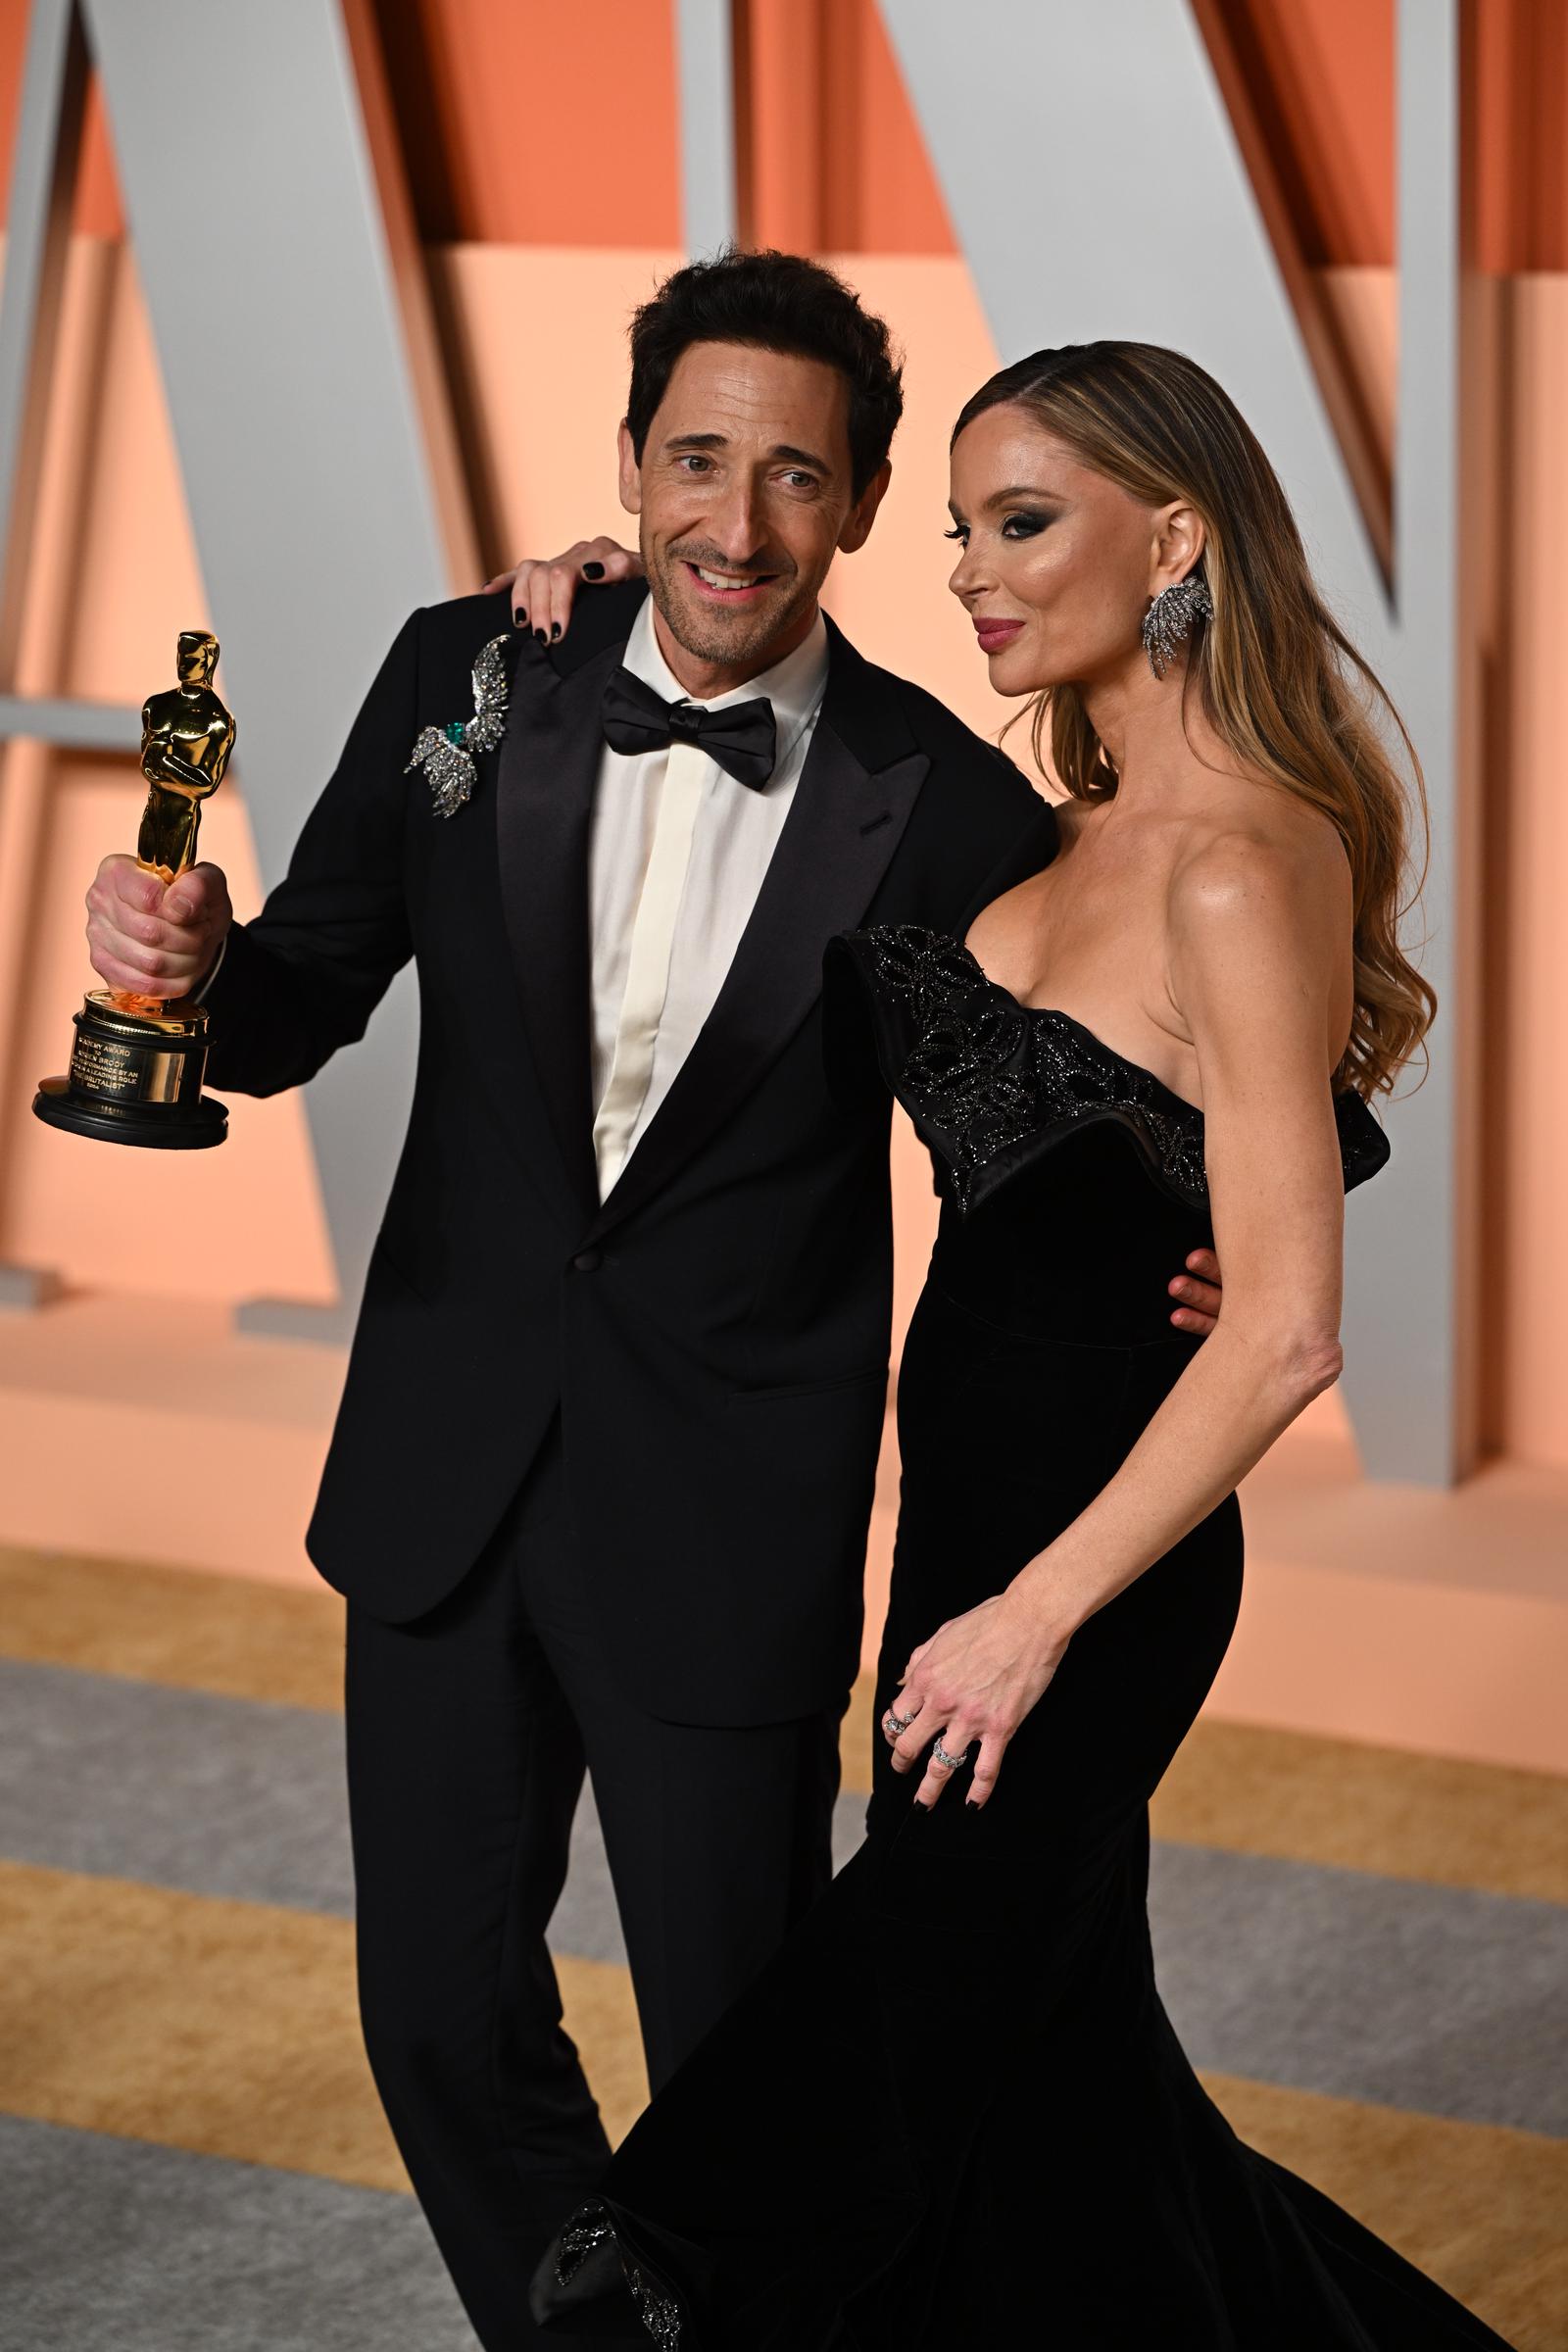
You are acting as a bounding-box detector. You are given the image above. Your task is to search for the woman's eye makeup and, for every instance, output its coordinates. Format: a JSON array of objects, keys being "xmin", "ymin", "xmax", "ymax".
[{"xmin": 942, "ymin": 508, "xmax": 1055, "ymax": 546}]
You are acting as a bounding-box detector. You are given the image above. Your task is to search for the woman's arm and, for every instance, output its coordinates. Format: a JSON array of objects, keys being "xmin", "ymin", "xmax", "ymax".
[{"xmin": 888, "ymin": 826, "xmax": 1353, "ymax": 1808}]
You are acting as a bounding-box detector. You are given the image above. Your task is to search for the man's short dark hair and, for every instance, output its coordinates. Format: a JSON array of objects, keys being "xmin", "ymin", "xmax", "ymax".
[{"xmin": 625, "ymin": 248, "xmax": 905, "ymax": 499}]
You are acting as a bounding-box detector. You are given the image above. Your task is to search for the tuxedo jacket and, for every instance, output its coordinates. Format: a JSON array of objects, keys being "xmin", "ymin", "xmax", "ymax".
[{"xmin": 205, "ymin": 583, "xmax": 1056, "ymax": 1725}]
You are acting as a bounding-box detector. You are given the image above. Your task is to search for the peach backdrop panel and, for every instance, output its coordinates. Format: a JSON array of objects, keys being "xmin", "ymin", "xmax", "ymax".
[
  {"xmin": 1, "ymin": 2, "xmax": 1565, "ymax": 271},
  {"xmin": 372, "ymin": 0, "xmax": 684, "ymax": 246},
  {"xmin": 7, "ymin": 237, "xmax": 1568, "ymax": 1456},
  {"xmin": 0, "ymin": 236, "xmax": 1562, "ymax": 1761},
  {"xmin": 0, "ymin": 237, "xmax": 337, "ymax": 1305},
  {"xmin": 1492, "ymin": 275, "xmax": 1568, "ymax": 1466}
]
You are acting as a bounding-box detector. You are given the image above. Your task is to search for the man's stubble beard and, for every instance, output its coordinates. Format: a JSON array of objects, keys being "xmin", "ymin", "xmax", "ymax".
[{"xmin": 645, "ymin": 541, "xmax": 818, "ymax": 675}]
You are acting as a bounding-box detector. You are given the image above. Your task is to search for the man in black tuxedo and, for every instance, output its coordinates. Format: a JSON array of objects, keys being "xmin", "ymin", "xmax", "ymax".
[{"xmin": 85, "ymin": 251, "xmax": 1221, "ymax": 2348}]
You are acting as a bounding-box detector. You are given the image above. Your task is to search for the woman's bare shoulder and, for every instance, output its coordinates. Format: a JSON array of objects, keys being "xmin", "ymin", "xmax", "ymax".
[{"xmin": 1170, "ymin": 771, "xmax": 1349, "ymax": 920}]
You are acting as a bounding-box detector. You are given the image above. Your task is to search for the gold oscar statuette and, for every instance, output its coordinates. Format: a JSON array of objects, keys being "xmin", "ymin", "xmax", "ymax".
[{"xmin": 32, "ymin": 628, "xmax": 237, "ymax": 1149}]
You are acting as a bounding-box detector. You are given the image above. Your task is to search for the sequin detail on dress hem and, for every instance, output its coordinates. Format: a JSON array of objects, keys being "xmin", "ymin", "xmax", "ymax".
[
  {"xmin": 840, "ymin": 922, "xmax": 1390, "ymax": 1214},
  {"xmin": 555, "ymin": 2200, "xmax": 683, "ymax": 2345}
]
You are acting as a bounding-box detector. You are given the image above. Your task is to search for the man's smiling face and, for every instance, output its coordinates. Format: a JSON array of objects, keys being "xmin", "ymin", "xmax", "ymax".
[{"xmin": 618, "ymin": 339, "xmax": 888, "ymax": 695}]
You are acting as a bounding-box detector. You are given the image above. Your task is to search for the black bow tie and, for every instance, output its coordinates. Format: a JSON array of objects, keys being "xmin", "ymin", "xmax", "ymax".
[{"xmin": 601, "ymin": 666, "xmax": 778, "ymax": 791}]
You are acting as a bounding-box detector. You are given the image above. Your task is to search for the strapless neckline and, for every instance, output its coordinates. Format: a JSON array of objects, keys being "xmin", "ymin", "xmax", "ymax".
[
  {"xmin": 955, "ymin": 935, "xmax": 1204, "ymax": 1118},
  {"xmin": 825, "ymin": 922, "xmax": 1392, "ymax": 1216}
]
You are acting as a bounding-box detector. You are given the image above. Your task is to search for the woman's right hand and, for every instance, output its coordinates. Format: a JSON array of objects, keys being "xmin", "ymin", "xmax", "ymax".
[{"xmin": 482, "ymin": 536, "xmax": 644, "ymax": 642}]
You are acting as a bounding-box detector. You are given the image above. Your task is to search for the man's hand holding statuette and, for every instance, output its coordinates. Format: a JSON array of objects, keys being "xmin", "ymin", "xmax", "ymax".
[{"xmin": 85, "ymin": 854, "xmax": 232, "ymax": 1004}]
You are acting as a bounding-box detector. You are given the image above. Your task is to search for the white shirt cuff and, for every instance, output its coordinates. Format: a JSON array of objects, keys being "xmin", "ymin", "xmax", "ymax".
[{"xmin": 192, "ymin": 930, "xmax": 230, "ymax": 1003}]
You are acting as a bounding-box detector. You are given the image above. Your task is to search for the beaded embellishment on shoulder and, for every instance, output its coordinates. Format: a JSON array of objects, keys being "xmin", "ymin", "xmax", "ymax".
[{"xmin": 835, "ymin": 922, "xmax": 1390, "ymax": 1215}]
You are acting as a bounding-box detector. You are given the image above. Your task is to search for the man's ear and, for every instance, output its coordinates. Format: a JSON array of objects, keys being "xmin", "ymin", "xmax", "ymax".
[
  {"xmin": 617, "ymin": 421, "xmax": 643, "ymax": 517},
  {"xmin": 838, "ymin": 460, "xmax": 892, "ymax": 557}
]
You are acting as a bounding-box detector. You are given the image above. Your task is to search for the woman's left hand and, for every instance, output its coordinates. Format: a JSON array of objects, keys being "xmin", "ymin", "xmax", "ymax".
[{"xmin": 882, "ymin": 1590, "xmax": 1069, "ymax": 1810}]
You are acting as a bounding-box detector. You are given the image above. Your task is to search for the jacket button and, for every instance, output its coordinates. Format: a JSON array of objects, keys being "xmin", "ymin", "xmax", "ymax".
[{"xmin": 571, "ymin": 1249, "xmax": 603, "ymax": 1273}]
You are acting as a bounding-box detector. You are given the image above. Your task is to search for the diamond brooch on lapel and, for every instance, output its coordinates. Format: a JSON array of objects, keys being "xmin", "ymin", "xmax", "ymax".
[{"xmin": 406, "ymin": 632, "xmax": 513, "ymax": 817}]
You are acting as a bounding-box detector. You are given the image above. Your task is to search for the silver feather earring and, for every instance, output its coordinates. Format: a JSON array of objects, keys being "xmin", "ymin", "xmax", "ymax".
[{"xmin": 1142, "ymin": 572, "xmax": 1213, "ymax": 680}]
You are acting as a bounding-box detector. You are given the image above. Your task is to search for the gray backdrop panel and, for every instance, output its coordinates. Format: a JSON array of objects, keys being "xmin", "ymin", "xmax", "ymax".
[
  {"xmin": 82, "ymin": 0, "xmax": 459, "ymax": 1339},
  {"xmin": 880, "ymin": 0, "xmax": 1473, "ymax": 1483}
]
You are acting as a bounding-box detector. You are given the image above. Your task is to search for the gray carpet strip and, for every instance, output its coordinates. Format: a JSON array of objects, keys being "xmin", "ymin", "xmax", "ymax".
[
  {"xmin": 3, "ymin": 1656, "xmax": 1562, "ymax": 2137},
  {"xmin": 0, "ymin": 1654, "xmax": 857, "ymax": 1956},
  {"xmin": 0, "ymin": 1656, "xmax": 356, "ymax": 1915},
  {"xmin": 1150, "ymin": 1841, "xmax": 1566, "ymax": 2137},
  {"xmin": 0, "ymin": 2113, "xmax": 479, "ymax": 2350}
]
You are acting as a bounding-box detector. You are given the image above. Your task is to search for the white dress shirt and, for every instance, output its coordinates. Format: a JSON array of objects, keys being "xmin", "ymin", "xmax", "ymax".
[{"xmin": 588, "ymin": 600, "xmax": 830, "ymax": 1197}]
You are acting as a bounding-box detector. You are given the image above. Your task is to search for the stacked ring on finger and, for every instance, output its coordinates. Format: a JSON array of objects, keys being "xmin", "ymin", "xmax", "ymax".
[
  {"xmin": 883, "ymin": 1704, "xmax": 917, "ymax": 1738},
  {"xmin": 931, "ymin": 1738, "xmax": 970, "ymax": 1772}
]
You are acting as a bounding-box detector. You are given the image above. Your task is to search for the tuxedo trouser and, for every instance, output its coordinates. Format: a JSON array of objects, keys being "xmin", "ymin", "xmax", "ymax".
[{"xmin": 344, "ymin": 1415, "xmax": 845, "ymax": 2351}]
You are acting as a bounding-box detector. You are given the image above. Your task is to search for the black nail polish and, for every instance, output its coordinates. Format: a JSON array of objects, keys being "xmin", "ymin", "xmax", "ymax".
[
  {"xmin": 914, "ymin": 1798, "xmax": 932, "ymax": 1811},
  {"xmin": 582, "ymin": 561, "xmax": 605, "ymax": 580},
  {"xmin": 514, "ymin": 609, "xmax": 527, "ymax": 628},
  {"xmin": 535, "ymin": 628, "xmax": 548, "ymax": 644},
  {"xmin": 965, "ymin": 1798, "xmax": 980, "ymax": 1810},
  {"xmin": 551, "ymin": 622, "xmax": 562, "ymax": 641}
]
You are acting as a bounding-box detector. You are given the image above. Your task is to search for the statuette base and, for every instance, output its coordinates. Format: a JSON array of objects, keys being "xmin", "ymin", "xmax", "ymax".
[{"xmin": 32, "ymin": 990, "xmax": 227, "ymax": 1151}]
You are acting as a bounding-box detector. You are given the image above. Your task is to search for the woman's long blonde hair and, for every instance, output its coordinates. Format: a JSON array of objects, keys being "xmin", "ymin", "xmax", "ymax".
[{"xmin": 953, "ymin": 342, "xmax": 1434, "ymax": 1099}]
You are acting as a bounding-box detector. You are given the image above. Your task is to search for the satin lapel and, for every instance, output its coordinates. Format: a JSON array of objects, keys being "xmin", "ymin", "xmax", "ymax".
[
  {"xmin": 585, "ymin": 696, "xmax": 928, "ymax": 1242},
  {"xmin": 495, "ymin": 639, "xmax": 621, "ymax": 1221}
]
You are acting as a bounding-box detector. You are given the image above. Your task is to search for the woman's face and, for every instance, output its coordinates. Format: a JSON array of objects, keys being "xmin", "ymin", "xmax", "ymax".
[{"xmin": 946, "ymin": 404, "xmax": 1166, "ymax": 698}]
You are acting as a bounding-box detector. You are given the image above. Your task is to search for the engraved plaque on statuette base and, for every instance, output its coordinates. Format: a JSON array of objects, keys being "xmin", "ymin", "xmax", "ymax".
[{"xmin": 33, "ymin": 990, "xmax": 226, "ymax": 1150}]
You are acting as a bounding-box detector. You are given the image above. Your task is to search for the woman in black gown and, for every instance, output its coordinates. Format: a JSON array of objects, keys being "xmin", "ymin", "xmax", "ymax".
[{"xmin": 536, "ymin": 344, "xmax": 1513, "ymax": 2349}]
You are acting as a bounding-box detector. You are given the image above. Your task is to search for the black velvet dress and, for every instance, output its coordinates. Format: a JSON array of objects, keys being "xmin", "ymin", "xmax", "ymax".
[{"xmin": 535, "ymin": 923, "xmax": 1514, "ymax": 2351}]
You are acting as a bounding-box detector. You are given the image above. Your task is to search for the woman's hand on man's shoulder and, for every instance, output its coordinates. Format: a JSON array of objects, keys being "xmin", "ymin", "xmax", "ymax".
[{"xmin": 482, "ymin": 537, "xmax": 644, "ymax": 643}]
